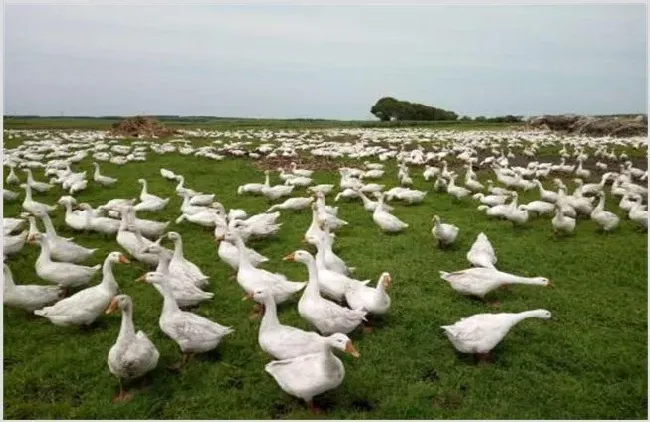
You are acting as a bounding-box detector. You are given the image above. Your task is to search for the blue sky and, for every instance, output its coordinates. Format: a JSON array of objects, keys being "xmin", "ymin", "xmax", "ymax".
[{"xmin": 4, "ymin": 4, "xmax": 647, "ymax": 119}]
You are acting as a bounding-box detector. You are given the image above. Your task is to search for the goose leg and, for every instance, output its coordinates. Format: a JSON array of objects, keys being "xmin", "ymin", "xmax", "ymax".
[
  {"xmin": 113, "ymin": 378, "xmax": 133, "ymax": 403},
  {"xmin": 306, "ymin": 399, "xmax": 323, "ymax": 414}
]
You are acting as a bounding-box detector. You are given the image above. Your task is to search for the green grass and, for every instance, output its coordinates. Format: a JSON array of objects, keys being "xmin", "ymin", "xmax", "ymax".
[
  {"xmin": 3, "ymin": 116, "xmax": 522, "ymax": 131},
  {"xmin": 2, "ymin": 132, "xmax": 647, "ymax": 419}
]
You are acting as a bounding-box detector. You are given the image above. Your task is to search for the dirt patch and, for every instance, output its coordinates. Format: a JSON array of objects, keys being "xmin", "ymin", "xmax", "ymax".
[
  {"xmin": 529, "ymin": 114, "xmax": 647, "ymax": 138},
  {"xmin": 110, "ymin": 116, "xmax": 179, "ymax": 138}
]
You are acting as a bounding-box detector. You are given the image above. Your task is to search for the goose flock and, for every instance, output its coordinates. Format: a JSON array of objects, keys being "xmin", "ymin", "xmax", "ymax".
[{"xmin": 2, "ymin": 127, "xmax": 648, "ymax": 412}]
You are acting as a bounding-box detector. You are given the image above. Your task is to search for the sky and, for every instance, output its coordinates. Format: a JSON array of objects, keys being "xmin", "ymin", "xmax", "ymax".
[{"xmin": 3, "ymin": 3, "xmax": 648, "ymax": 119}]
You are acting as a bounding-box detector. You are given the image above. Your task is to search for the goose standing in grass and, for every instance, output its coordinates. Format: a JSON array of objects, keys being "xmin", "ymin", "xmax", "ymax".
[
  {"xmin": 3, "ymin": 263, "xmax": 63, "ymax": 313},
  {"xmin": 290, "ymin": 162, "xmax": 314, "ymax": 178},
  {"xmin": 590, "ymin": 192, "xmax": 620, "ymax": 232},
  {"xmin": 441, "ymin": 309, "xmax": 552, "ymax": 362},
  {"xmin": 93, "ymin": 162, "xmax": 118, "ymax": 186},
  {"xmin": 521, "ymin": 201, "xmax": 555, "ymax": 217},
  {"xmin": 261, "ymin": 170, "xmax": 294, "ymax": 201},
  {"xmin": 28, "ymin": 233, "xmax": 102, "ymax": 288},
  {"xmin": 344, "ymin": 272, "xmax": 392, "ymax": 318},
  {"xmin": 135, "ymin": 179, "xmax": 169, "ymax": 212},
  {"xmin": 247, "ymin": 288, "xmax": 353, "ymax": 360},
  {"xmin": 286, "ymin": 250, "xmax": 366, "ymax": 335},
  {"xmin": 268, "ymin": 197, "xmax": 314, "ymax": 212},
  {"xmin": 4, "ymin": 188, "xmax": 19, "ymax": 201},
  {"xmin": 6, "ymin": 164, "xmax": 20, "ymax": 185},
  {"xmin": 23, "ymin": 168, "xmax": 54, "ymax": 192},
  {"xmin": 160, "ymin": 168, "xmax": 177, "ymax": 180},
  {"xmin": 447, "ymin": 175, "xmax": 472, "ymax": 200},
  {"xmin": 439, "ymin": 267, "xmax": 551, "ymax": 305},
  {"xmin": 265, "ymin": 333, "xmax": 359, "ymax": 414},
  {"xmin": 78, "ymin": 203, "xmax": 121, "ymax": 235},
  {"xmin": 218, "ymin": 231, "xmax": 305, "ymax": 317},
  {"xmin": 310, "ymin": 223, "xmax": 354, "ymax": 276},
  {"xmin": 466, "ymin": 233, "xmax": 497, "ymax": 269},
  {"xmin": 140, "ymin": 241, "xmax": 214, "ymax": 308},
  {"xmin": 552, "ymin": 203, "xmax": 576, "ymax": 236},
  {"xmin": 308, "ymin": 184, "xmax": 335, "ymax": 196},
  {"xmin": 166, "ymin": 231, "xmax": 210, "ymax": 289},
  {"xmin": 213, "ymin": 219, "xmax": 269, "ymax": 271},
  {"xmin": 3, "ymin": 217, "xmax": 25, "ymax": 234},
  {"xmin": 106, "ymin": 294, "xmax": 159, "ymax": 403},
  {"xmin": 628, "ymin": 196, "xmax": 648, "ymax": 230},
  {"xmin": 21, "ymin": 183, "xmax": 57, "ymax": 215},
  {"xmin": 373, "ymin": 194, "xmax": 408, "ymax": 233},
  {"xmin": 472, "ymin": 193, "xmax": 509, "ymax": 207},
  {"xmin": 4, "ymin": 230, "xmax": 28, "ymax": 256},
  {"xmin": 34, "ymin": 251, "xmax": 128, "ymax": 325},
  {"xmin": 432, "ymin": 215, "xmax": 459, "ymax": 248},
  {"xmin": 35, "ymin": 211, "xmax": 97, "ymax": 263},
  {"xmin": 139, "ymin": 272, "xmax": 233, "ymax": 369}
]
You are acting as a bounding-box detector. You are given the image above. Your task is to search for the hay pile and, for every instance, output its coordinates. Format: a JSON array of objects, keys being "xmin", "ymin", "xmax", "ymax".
[
  {"xmin": 110, "ymin": 116, "xmax": 178, "ymax": 138},
  {"xmin": 529, "ymin": 114, "xmax": 647, "ymax": 137}
]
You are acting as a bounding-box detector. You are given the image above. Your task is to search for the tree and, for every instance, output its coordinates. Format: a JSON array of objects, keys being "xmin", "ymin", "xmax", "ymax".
[{"xmin": 370, "ymin": 97, "xmax": 458, "ymax": 122}]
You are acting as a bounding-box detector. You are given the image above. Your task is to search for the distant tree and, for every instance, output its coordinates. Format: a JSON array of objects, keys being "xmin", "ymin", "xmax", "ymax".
[
  {"xmin": 475, "ymin": 116, "xmax": 487, "ymax": 122},
  {"xmin": 370, "ymin": 97, "xmax": 458, "ymax": 122}
]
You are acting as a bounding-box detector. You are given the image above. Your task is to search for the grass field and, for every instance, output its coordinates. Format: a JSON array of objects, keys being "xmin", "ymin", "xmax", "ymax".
[{"xmin": 2, "ymin": 127, "xmax": 648, "ymax": 419}]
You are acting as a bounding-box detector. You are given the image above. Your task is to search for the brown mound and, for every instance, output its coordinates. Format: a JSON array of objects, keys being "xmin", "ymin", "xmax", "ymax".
[
  {"xmin": 110, "ymin": 116, "xmax": 178, "ymax": 138},
  {"xmin": 529, "ymin": 114, "xmax": 647, "ymax": 137},
  {"xmin": 252, "ymin": 155, "xmax": 343, "ymax": 172}
]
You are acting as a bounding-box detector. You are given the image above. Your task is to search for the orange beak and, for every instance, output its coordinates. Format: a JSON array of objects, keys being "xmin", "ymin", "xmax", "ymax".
[
  {"xmin": 105, "ymin": 298, "xmax": 119, "ymax": 314},
  {"xmin": 283, "ymin": 252, "xmax": 296, "ymax": 261},
  {"xmin": 383, "ymin": 274, "xmax": 392, "ymax": 287},
  {"xmin": 135, "ymin": 274, "xmax": 146, "ymax": 282},
  {"xmin": 547, "ymin": 281, "xmax": 555, "ymax": 288},
  {"xmin": 118, "ymin": 255, "xmax": 130, "ymax": 264},
  {"xmin": 27, "ymin": 234, "xmax": 36, "ymax": 243},
  {"xmin": 345, "ymin": 341, "xmax": 360, "ymax": 358}
]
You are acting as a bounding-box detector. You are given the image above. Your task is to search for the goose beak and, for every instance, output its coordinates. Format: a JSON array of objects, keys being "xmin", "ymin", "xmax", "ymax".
[
  {"xmin": 215, "ymin": 235, "xmax": 224, "ymax": 242},
  {"xmin": 547, "ymin": 281, "xmax": 554, "ymax": 288},
  {"xmin": 118, "ymin": 255, "xmax": 130, "ymax": 264},
  {"xmin": 135, "ymin": 274, "xmax": 146, "ymax": 282},
  {"xmin": 242, "ymin": 292, "xmax": 254, "ymax": 301},
  {"xmin": 302, "ymin": 237, "xmax": 309, "ymax": 244},
  {"xmin": 383, "ymin": 274, "xmax": 392, "ymax": 287},
  {"xmin": 105, "ymin": 298, "xmax": 119, "ymax": 314},
  {"xmin": 283, "ymin": 252, "xmax": 296, "ymax": 261},
  {"xmin": 345, "ymin": 341, "xmax": 360, "ymax": 358}
]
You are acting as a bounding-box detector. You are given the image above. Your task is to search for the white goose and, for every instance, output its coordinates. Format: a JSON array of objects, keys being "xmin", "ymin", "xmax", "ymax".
[
  {"xmin": 441, "ymin": 309, "xmax": 552, "ymax": 361},
  {"xmin": 551, "ymin": 203, "xmax": 576, "ymax": 236},
  {"xmin": 166, "ymin": 232, "xmax": 210, "ymax": 289},
  {"xmin": 265, "ymin": 334, "xmax": 359, "ymax": 414},
  {"xmin": 23, "ymin": 168, "xmax": 54, "ymax": 192},
  {"xmin": 35, "ymin": 211, "xmax": 97, "ymax": 263},
  {"xmin": 372, "ymin": 194, "xmax": 408, "ymax": 233},
  {"xmin": 268, "ymin": 197, "xmax": 314, "ymax": 212},
  {"xmin": 590, "ymin": 192, "xmax": 620, "ymax": 232},
  {"xmin": 213, "ymin": 219, "xmax": 269, "ymax": 271},
  {"xmin": 432, "ymin": 215, "xmax": 459, "ymax": 247},
  {"xmin": 93, "ymin": 162, "xmax": 118, "ymax": 186},
  {"xmin": 286, "ymin": 250, "xmax": 366, "ymax": 335},
  {"xmin": 466, "ymin": 233, "xmax": 497, "ymax": 269},
  {"xmin": 344, "ymin": 272, "xmax": 392, "ymax": 317},
  {"xmin": 21, "ymin": 184, "xmax": 57, "ymax": 215},
  {"xmin": 139, "ymin": 272, "xmax": 233, "ymax": 369},
  {"xmin": 106, "ymin": 294, "xmax": 159, "ymax": 403},
  {"xmin": 3, "ymin": 263, "xmax": 63, "ymax": 312},
  {"xmin": 29, "ymin": 233, "xmax": 101, "ymax": 288},
  {"xmin": 439, "ymin": 267, "xmax": 551, "ymax": 303},
  {"xmin": 4, "ymin": 230, "xmax": 28, "ymax": 256},
  {"xmin": 248, "ymin": 288, "xmax": 355, "ymax": 360},
  {"xmin": 34, "ymin": 251, "xmax": 128, "ymax": 326},
  {"xmin": 135, "ymin": 179, "xmax": 169, "ymax": 212}
]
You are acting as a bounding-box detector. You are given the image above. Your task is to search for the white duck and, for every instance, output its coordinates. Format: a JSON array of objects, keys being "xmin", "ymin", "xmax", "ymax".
[
  {"xmin": 31, "ymin": 233, "xmax": 101, "ymax": 290},
  {"xmin": 344, "ymin": 272, "xmax": 392, "ymax": 317},
  {"xmin": 58, "ymin": 196, "xmax": 88, "ymax": 231},
  {"xmin": 116, "ymin": 213, "xmax": 162, "ymax": 267},
  {"xmin": 135, "ymin": 179, "xmax": 169, "ymax": 212},
  {"xmin": 21, "ymin": 184, "xmax": 57, "ymax": 215},
  {"xmin": 249, "ymin": 288, "xmax": 357, "ymax": 360},
  {"xmin": 590, "ymin": 192, "xmax": 620, "ymax": 232},
  {"xmin": 439, "ymin": 267, "xmax": 551, "ymax": 303},
  {"xmin": 372, "ymin": 194, "xmax": 408, "ymax": 233},
  {"xmin": 34, "ymin": 251, "xmax": 128, "ymax": 325},
  {"xmin": 441, "ymin": 309, "xmax": 552, "ymax": 361},
  {"xmin": 466, "ymin": 233, "xmax": 497, "ymax": 269},
  {"xmin": 290, "ymin": 162, "xmax": 314, "ymax": 178},
  {"xmin": 265, "ymin": 334, "xmax": 359, "ymax": 413},
  {"xmin": 432, "ymin": 215, "xmax": 459, "ymax": 247},
  {"xmin": 93, "ymin": 162, "xmax": 118, "ymax": 186},
  {"xmin": 286, "ymin": 250, "xmax": 366, "ymax": 335},
  {"xmin": 447, "ymin": 175, "xmax": 472, "ymax": 200},
  {"xmin": 262, "ymin": 170, "xmax": 294, "ymax": 201},
  {"xmin": 166, "ymin": 231, "xmax": 210, "ymax": 289},
  {"xmin": 78, "ymin": 203, "xmax": 121, "ymax": 235},
  {"xmin": 310, "ymin": 224, "xmax": 354, "ymax": 276},
  {"xmin": 6, "ymin": 165, "xmax": 20, "ymax": 185},
  {"xmin": 106, "ymin": 294, "xmax": 159, "ymax": 403},
  {"xmin": 472, "ymin": 193, "xmax": 508, "ymax": 207},
  {"xmin": 139, "ymin": 272, "xmax": 234, "ymax": 368},
  {"xmin": 3, "ymin": 263, "xmax": 62, "ymax": 312}
]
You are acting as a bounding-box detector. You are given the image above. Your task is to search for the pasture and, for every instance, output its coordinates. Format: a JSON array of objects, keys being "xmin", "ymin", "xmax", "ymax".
[{"xmin": 2, "ymin": 126, "xmax": 648, "ymax": 419}]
